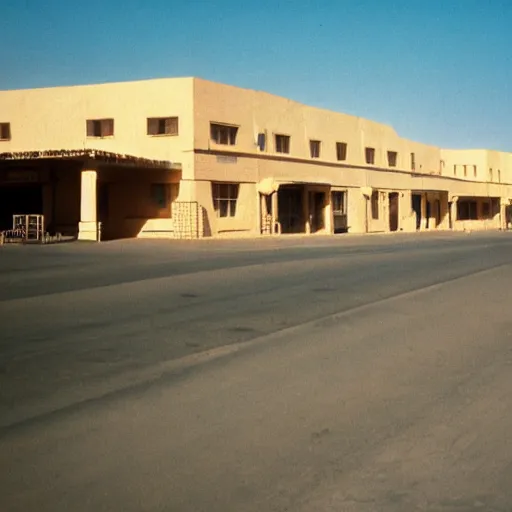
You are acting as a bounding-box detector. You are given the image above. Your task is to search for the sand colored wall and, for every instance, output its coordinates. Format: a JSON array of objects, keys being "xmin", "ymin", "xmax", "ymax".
[
  {"xmin": 0, "ymin": 78, "xmax": 195, "ymax": 180},
  {"xmin": 193, "ymin": 78, "xmax": 442, "ymax": 176},
  {"xmin": 2, "ymin": 77, "xmax": 512, "ymax": 239},
  {"xmin": 97, "ymin": 166, "xmax": 181, "ymax": 239}
]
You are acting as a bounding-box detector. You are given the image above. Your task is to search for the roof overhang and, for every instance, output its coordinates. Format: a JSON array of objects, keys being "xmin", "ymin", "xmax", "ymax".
[{"xmin": 0, "ymin": 149, "xmax": 180, "ymax": 170}]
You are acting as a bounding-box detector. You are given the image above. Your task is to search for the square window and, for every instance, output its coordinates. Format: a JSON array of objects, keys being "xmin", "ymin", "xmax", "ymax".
[
  {"xmin": 275, "ymin": 134, "xmax": 290, "ymax": 154},
  {"xmin": 212, "ymin": 183, "xmax": 239, "ymax": 218}
]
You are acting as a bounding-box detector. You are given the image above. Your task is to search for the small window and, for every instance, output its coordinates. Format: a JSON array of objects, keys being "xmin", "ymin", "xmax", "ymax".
[
  {"xmin": 454, "ymin": 164, "xmax": 457, "ymax": 176},
  {"xmin": 212, "ymin": 183, "xmax": 239, "ymax": 217},
  {"xmin": 365, "ymin": 147, "xmax": 375, "ymax": 165},
  {"xmin": 440, "ymin": 160, "xmax": 445, "ymax": 173},
  {"xmin": 387, "ymin": 151, "xmax": 397, "ymax": 167},
  {"xmin": 411, "ymin": 152, "xmax": 416, "ymax": 171},
  {"xmin": 0, "ymin": 122, "xmax": 11, "ymax": 141},
  {"xmin": 257, "ymin": 132, "xmax": 266, "ymax": 151},
  {"xmin": 336, "ymin": 142, "xmax": 347, "ymax": 161},
  {"xmin": 275, "ymin": 134, "xmax": 290, "ymax": 154},
  {"xmin": 310, "ymin": 140, "xmax": 321, "ymax": 158},
  {"xmin": 210, "ymin": 123, "xmax": 238, "ymax": 145},
  {"xmin": 147, "ymin": 117, "xmax": 178, "ymax": 136},
  {"xmin": 489, "ymin": 168, "xmax": 493, "ymax": 181},
  {"xmin": 473, "ymin": 165, "xmax": 477, "ymax": 177},
  {"xmin": 371, "ymin": 190, "xmax": 379, "ymax": 219},
  {"xmin": 86, "ymin": 119, "xmax": 114, "ymax": 137},
  {"xmin": 498, "ymin": 169, "xmax": 501, "ymax": 183},
  {"xmin": 463, "ymin": 165, "xmax": 467, "ymax": 177},
  {"xmin": 151, "ymin": 184, "xmax": 170, "ymax": 209},
  {"xmin": 331, "ymin": 191, "xmax": 346, "ymax": 214}
]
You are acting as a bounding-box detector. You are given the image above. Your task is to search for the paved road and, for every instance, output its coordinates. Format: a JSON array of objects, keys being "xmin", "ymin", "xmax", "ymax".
[{"xmin": 1, "ymin": 232, "xmax": 512, "ymax": 511}]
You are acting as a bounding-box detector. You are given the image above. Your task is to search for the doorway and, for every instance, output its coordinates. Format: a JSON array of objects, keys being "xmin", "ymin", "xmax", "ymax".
[
  {"xmin": 0, "ymin": 184, "xmax": 43, "ymax": 231},
  {"xmin": 411, "ymin": 194, "xmax": 422, "ymax": 230},
  {"xmin": 278, "ymin": 186, "xmax": 304, "ymax": 234},
  {"xmin": 389, "ymin": 192, "xmax": 399, "ymax": 232},
  {"xmin": 309, "ymin": 191, "xmax": 325, "ymax": 233}
]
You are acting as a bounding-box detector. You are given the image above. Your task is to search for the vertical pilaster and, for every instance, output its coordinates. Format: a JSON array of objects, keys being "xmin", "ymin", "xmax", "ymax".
[{"xmin": 78, "ymin": 163, "xmax": 98, "ymax": 241}]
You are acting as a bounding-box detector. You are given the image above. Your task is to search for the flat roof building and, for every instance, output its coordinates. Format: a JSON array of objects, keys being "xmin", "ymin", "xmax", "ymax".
[{"xmin": 1, "ymin": 77, "xmax": 511, "ymax": 240}]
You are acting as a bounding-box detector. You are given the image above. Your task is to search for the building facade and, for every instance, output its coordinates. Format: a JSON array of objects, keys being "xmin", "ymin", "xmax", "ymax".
[{"xmin": 1, "ymin": 77, "xmax": 511, "ymax": 241}]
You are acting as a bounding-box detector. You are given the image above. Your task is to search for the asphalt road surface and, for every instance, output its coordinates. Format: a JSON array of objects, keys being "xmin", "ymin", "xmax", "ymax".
[{"xmin": 1, "ymin": 231, "xmax": 512, "ymax": 511}]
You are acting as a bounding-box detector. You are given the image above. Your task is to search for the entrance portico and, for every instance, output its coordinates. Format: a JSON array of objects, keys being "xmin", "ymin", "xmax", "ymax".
[{"xmin": 0, "ymin": 149, "xmax": 180, "ymax": 241}]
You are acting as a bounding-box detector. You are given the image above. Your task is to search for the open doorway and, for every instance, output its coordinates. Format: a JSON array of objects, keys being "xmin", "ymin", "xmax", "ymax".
[
  {"xmin": 389, "ymin": 192, "xmax": 399, "ymax": 232},
  {"xmin": 278, "ymin": 186, "xmax": 304, "ymax": 234},
  {"xmin": 309, "ymin": 191, "xmax": 326, "ymax": 233},
  {"xmin": 411, "ymin": 194, "xmax": 422, "ymax": 231},
  {"xmin": 0, "ymin": 184, "xmax": 43, "ymax": 231}
]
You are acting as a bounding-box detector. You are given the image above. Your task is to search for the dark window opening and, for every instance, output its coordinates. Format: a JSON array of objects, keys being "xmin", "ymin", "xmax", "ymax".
[
  {"xmin": 310, "ymin": 140, "xmax": 321, "ymax": 158},
  {"xmin": 0, "ymin": 122, "xmax": 11, "ymax": 141},
  {"xmin": 147, "ymin": 117, "xmax": 179, "ymax": 136},
  {"xmin": 411, "ymin": 152, "xmax": 416, "ymax": 171},
  {"xmin": 212, "ymin": 183, "xmax": 239, "ymax": 217},
  {"xmin": 275, "ymin": 134, "xmax": 290, "ymax": 154},
  {"xmin": 86, "ymin": 119, "xmax": 114, "ymax": 137},
  {"xmin": 210, "ymin": 123, "xmax": 238, "ymax": 145},
  {"xmin": 365, "ymin": 147, "xmax": 375, "ymax": 165},
  {"xmin": 457, "ymin": 200, "xmax": 478, "ymax": 220},
  {"xmin": 257, "ymin": 132, "xmax": 266, "ymax": 151},
  {"xmin": 336, "ymin": 142, "xmax": 347, "ymax": 161},
  {"xmin": 387, "ymin": 151, "xmax": 397, "ymax": 167},
  {"xmin": 151, "ymin": 183, "xmax": 170, "ymax": 209}
]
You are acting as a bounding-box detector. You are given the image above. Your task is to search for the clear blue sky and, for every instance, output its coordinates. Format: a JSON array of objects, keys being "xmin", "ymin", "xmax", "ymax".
[{"xmin": 2, "ymin": 0, "xmax": 511, "ymax": 151}]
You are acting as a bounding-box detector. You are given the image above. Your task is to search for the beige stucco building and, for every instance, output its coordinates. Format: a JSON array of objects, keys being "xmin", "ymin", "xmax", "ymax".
[{"xmin": 1, "ymin": 77, "xmax": 511, "ymax": 241}]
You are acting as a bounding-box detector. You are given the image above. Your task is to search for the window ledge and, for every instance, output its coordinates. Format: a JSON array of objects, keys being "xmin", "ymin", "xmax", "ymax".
[
  {"xmin": 87, "ymin": 136, "xmax": 114, "ymax": 139},
  {"xmin": 148, "ymin": 134, "xmax": 178, "ymax": 138}
]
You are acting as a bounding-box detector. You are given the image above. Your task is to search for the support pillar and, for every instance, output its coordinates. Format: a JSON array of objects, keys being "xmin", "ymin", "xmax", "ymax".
[
  {"xmin": 324, "ymin": 188, "xmax": 333, "ymax": 234},
  {"xmin": 420, "ymin": 193, "xmax": 427, "ymax": 230},
  {"xmin": 500, "ymin": 198, "xmax": 507, "ymax": 230},
  {"xmin": 78, "ymin": 165, "xmax": 98, "ymax": 241},
  {"xmin": 303, "ymin": 187, "xmax": 311, "ymax": 234},
  {"xmin": 450, "ymin": 197, "xmax": 458, "ymax": 230},
  {"xmin": 271, "ymin": 191, "xmax": 279, "ymax": 234}
]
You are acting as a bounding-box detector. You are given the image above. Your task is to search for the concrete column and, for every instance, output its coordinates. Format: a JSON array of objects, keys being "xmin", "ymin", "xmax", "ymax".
[
  {"xmin": 78, "ymin": 166, "xmax": 98, "ymax": 241},
  {"xmin": 324, "ymin": 189, "xmax": 333, "ymax": 234},
  {"xmin": 420, "ymin": 193, "xmax": 427, "ymax": 230},
  {"xmin": 500, "ymin": 198, "xmax": 507, "ymax": 230},
  {"xmin": 271, "ymin": 191, "xmax": 279, "ymax": 234},
  {"xmin": 303, "ymin": 187, "xmax": 310, "ymax": 234},
  {"xmin": 450, "ymin": 198, "xmax": 458, "ymax": 230}
]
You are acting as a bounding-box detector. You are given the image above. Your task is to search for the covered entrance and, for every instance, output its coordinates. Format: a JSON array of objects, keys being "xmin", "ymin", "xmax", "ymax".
[
  {"xmin": 0, "ymin": 150, "xmax": 181, "ymax": 242},
  {"xmin": 277, "ymin": 183, "xmax": 329, "ymax": 235},
  {"xmin": 258, "ymin": 180, "xmax": 331, "ymax": 235},
  {"xmin": 278, "ymin": 186, "xmax": 304, "ymax": 234},
  {"xmin": 411, "ymin": 191, "xmax": 449, "ymax": 231},
  {"xmin": 0, "ymin": 183, "xmax": 43, "ymax": 231}
]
